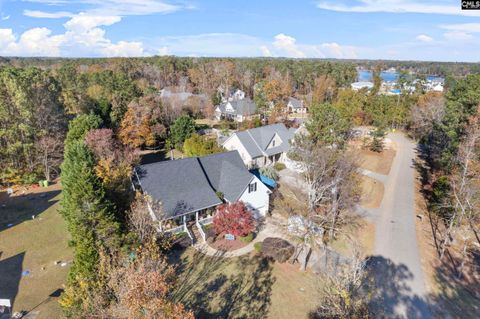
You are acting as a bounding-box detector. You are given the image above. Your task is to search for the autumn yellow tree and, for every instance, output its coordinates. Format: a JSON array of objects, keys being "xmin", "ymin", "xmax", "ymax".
[{"xmin": 119, "ymin": 95, "xmax": 169, "ymax": 148}]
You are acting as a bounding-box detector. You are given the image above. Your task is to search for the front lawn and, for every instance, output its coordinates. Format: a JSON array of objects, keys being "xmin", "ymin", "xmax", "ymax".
[
  {"xmin": 170, "ymin": 248, "xmax": 323, "ymax": 319},
  {"xmin": 0, "ymin": 182, "xmax": 72, "ymax": 319}
]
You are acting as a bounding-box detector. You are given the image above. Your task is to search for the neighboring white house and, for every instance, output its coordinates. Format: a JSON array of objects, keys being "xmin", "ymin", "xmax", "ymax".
[
  {"xmin": 432, "ymin": 83, "xmax": 444, "ymax": 92},
  {"xmin": 286, "ymin": 97, "xmax": 307, "ymax": 113},
  {"xmin": 222, "ymin": 123, "xmax": 297, "ymax": 168},
  {"xmin": 134, "ymin": 151, "xmax": 271, "ymax": 241},
  {"xmin": 230, "ymin": 89, "xmax": 246, "ymax": 101},
  {"xmin": 220, "ymin": 88, "xmax": 246, "ymax": 103},
  {"xmin": 215, "ymin": 98, "xmax": 257, "ymax": 122},
  {"xmin": 351, "ymin": 81, "xmax": 374, "ymax": 91}
]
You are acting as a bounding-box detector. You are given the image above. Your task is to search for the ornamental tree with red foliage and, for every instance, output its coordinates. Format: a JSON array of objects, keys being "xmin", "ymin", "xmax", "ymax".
[{"xmin": 213, "ymin": 201, "xmax": 255, "ymax": 237}]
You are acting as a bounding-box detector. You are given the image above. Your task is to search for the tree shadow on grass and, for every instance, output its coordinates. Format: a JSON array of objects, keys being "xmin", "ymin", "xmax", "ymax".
[
  {"xmin": 428, "ymin": 249, "xmax": 480, "ymax": 318},
  {"xmin": 0, "ymin": 189, "xmax": 61, "ymax": 232},
  {"xmin": 0, "ymin": 252, "xmax": 25, "ymax": 312},
  {"xmin": 365, "ymin": 256, "xmax": 432, "ymax": 319},
  {"xmin": 172, "ymin": 250, "xmax": 275, "ymax": 319}
]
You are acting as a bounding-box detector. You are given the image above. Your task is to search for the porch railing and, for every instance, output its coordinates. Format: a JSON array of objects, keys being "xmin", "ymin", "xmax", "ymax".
[
  {"xmin": 184, "ymin": 219, "xmax": 193, "ymax": 244},
  {"xmin": 164, "ymin": 224, "xmax": 184, "ymax": 234},
  {"xmin": 196, "ymin": 219, "xmax": 206, "ymax": 242},
  {"xmin": 198, "ymin": 216, "xmax": 213, "ymax": 226}
]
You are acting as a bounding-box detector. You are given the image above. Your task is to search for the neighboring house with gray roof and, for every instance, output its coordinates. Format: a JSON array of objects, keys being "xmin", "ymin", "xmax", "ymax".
[
  {"xmin": 215, "ymin": 98, "xmax": 257, "ymax": 122},
  {"xmin": 286, "ymin": 97, "xmax": 307, "ymax": 114},
  {"xmin": 134, "ymin": 151, "xmax": 270, "ymax": 240},
  {"xmin": 222, "ymin": 123, "xmax": 297, "ymax": 168}
]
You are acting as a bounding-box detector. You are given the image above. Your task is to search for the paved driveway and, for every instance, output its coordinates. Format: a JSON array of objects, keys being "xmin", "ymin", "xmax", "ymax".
[{"xmin": 366, "ymin": 133, "xmax": 432, "ymax": 318}]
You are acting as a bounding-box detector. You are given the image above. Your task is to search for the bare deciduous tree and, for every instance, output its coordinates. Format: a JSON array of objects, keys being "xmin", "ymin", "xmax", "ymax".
[
  {"xmin": 311, "ymin": 247, "xmax": 371, "ymax": 319},
  {"xmin": 439, "ymin": 108, "xmax": 480, "ymax": 274},
  {"xmin": 35, "ymin": 135, "xmax": 64, "ymax": 181},
  {"xmin": 410, "ymin": 92, "xmax": 445, "ymax": 139},
  {"xmin": 127, "ymin": 193, "xmax": 162, "ymax": 244},
  {"xmin": 289, "ymin": 135, "xmax": 360, "ymax": 269}
]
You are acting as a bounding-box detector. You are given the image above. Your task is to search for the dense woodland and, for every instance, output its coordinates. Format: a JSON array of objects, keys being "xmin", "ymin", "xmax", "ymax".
[
  {"xmin": 0, "ymin": 56, "xmax": 479, "ymax": 317},
  {"xmin": 1, "ymin": 56, "xmax": 463, "ymax": 186}
]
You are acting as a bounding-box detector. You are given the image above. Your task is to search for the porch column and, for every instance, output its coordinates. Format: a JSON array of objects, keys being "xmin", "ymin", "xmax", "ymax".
[
  {"xmin": 196, "ymin": 211, "xmax": 199, "ymax": 223},
  {"xmin": 183, "ymin": 215, "xmax": 186, "ymax": 232}
]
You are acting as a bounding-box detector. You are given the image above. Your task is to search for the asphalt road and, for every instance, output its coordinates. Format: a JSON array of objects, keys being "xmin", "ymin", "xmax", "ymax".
[{"xmin": 369, "ymin": 132, "xmax": 432, "ymax": 318}]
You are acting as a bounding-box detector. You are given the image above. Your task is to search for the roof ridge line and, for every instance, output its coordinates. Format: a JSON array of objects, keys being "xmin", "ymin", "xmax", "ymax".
[
  {"xmin": 196, "ymin": 157, "xmax": 218, "ymax": 194},
  {"xmin": 246, "ymin": 129, "xmax": 266, "ymax": 156}
]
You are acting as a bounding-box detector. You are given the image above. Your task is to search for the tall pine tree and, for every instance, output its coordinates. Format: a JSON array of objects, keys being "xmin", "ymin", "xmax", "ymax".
[{"xmin": 60, "ymin": 139, "xmax": 121, "ymax": 316}]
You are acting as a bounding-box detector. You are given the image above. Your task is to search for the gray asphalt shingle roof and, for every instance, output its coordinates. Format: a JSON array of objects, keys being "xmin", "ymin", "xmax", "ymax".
[
  {"xmin": 217, "ymin": 98, "xmax": 257, "ymax": 116},
  {"xmin": 225, "ymin": 123, "xmax": 295, "ymax": 159},
  {"xmin": 136, "ymin": 151, "xmax": 253, "ymax": 220},
  {"xmin": 288, "ymin": 97, "xmax": 303, "ymax": 109},
  {"xmin": 199, "ymin": 151, "xmax": 253, "ymax": 202}
]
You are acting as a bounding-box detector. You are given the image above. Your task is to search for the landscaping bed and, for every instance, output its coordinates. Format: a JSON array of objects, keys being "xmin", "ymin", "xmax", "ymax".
[{"xmin": 207, "ymin": 232, "xmax": 253, "ymax": 251}]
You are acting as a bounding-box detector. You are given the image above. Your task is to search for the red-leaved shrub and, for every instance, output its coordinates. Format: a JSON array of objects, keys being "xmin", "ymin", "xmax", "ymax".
[{"xmin": 213, "ymin": 201, "xmax": 255, "ymax": 237}]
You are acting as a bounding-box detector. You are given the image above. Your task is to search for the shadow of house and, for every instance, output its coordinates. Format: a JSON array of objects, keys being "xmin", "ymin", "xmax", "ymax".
[
  {"xmin": 0, "ymin": 190, "xmax": 61, "ymax": 232},
  {"xmin": 0, "ymin": 252, "xmax": 25, "ymax": 312},
  {"xmin": 365, "ymin": 256, "xmax": 432, "ymax": 319},
  {"xmin": 139, "ymin": 151, "xmax": 168, "ymax": 165}
]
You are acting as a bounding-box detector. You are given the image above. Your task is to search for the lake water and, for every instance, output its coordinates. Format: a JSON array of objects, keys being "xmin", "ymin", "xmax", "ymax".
[{"xmin": 358, "ymin": 70, "xmax": 443, "ymax": 83}]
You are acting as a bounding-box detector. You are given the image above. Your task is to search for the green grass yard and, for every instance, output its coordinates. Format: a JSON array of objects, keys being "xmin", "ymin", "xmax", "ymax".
[{"xmin": 0, "ymin": 183, "xmax": 72, "ymax": 319}]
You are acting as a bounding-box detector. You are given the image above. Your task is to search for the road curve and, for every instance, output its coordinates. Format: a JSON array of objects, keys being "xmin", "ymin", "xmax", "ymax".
[{"xmin": 370, "ymin": 132, "xmax": 432, "ymax": 318}]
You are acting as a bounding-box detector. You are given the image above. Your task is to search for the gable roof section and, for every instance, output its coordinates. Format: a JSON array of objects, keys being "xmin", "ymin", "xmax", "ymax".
[
  {"xmin": 217, "ymin": 98, "xmax": 257, "ymax": 116},
  {"xmin": 225, "ymin": 123, "xmax": 295, "ymax": 159},
  {"xmin": 136, "ymin": 151, "xmax": 253, "ymax": 219},
  {"xmin": 288, "ymin": 97, "xmax": 303, "ymax": 109},
  {"xmin": 199, "ymin": 151, "xmax": 254, "ymax": 202}
]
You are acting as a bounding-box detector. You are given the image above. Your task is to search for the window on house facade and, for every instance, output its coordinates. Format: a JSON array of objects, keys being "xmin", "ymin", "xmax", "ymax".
[
  {"xmin": 272, "ymin": 140, "xmax": 275, "ymax": 147},
  {"xmin": 248, "ymin": 182, "xmax": 257, "ymax": 193}
]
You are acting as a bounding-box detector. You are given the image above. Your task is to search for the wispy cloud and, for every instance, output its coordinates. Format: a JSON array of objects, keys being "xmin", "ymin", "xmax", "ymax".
[
  {"xmin": 316, "ymin": 0, "xmax": 480, "ymax": 17},
  {"xmin": 416, "ymin": 34, "xmax": 433, "ymax": 42},
  {"xmin": 154, "ymin": 33, "xmax": 359, "ymax": 59},
  {"xmin": 24, "ymin": 10, "xmax": 73, "ymax": 18},
  {"xmin": 440, "ymin": 23, "xmax": 480, "ymax": 42},
  {"xmin": 440, "ymin": 22, "xmax": 480, "ymax": 33},
  {"xmin": 22, "ymin": 0, "xmax": 183, "ymax": 17}
]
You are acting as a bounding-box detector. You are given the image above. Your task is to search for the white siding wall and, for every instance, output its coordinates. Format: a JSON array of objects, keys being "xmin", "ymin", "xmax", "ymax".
[
  {"xmin": 223, "ymin": 135, "xmax": 253, "ymax": 166},
  {"xmin": 238, "ymin": 176, "xmax": 270, "ymax": 218}
]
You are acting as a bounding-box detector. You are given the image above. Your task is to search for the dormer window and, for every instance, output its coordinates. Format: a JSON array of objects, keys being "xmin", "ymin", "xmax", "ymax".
[
  {"xmin": 272, "ymin": 140, "xmax": 275, "ymax": 147},
  {"xmin": 248, "ymin": 182, "xmax": 257, "ymax": 193}
]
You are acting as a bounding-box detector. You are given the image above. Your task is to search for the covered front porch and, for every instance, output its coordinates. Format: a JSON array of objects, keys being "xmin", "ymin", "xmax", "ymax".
[{"xmin": 162, "ymin": 208, "xmax": 215, "ymax": 243}]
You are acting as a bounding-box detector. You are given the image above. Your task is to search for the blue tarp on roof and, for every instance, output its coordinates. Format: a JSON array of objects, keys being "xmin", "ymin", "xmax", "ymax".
[{"xmin": 250, "ymin": 169, "xmax": 277, "ymax": 189}]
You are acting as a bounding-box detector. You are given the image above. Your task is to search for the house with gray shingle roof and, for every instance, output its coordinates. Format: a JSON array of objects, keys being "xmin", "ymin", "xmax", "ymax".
[
  {"xmin": 134, "ymin": 151, "xmax": 270, "ymax": 240},
  {"xmin": 222, "ymin": 123, "xmax": 297, "ymax": 168},
  {"xmin": 215, "ymin": 98, "xmax": 257, "ymax": 122},
  {"xmin": 286, "ymin": 97, "xmax": 307, "ymax": 114}
]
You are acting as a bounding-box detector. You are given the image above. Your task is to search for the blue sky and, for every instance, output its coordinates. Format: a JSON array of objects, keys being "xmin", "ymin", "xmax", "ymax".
[{"xmin": 0, "ymin": 0, "xmax": 479, "ymax": 61}]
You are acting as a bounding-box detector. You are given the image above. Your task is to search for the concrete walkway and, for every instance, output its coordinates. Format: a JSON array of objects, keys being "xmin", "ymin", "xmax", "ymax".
[
  {"xmin": 361, "ymin": 133, "xmax": 432, "ymax": 319},
  {"xmin": 192, "ymin": 222, "xmax": 288, "ymax": 258},
  {"xmin": 359, "ymin": 168, "xmax": 388, "ymax": 184}
]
